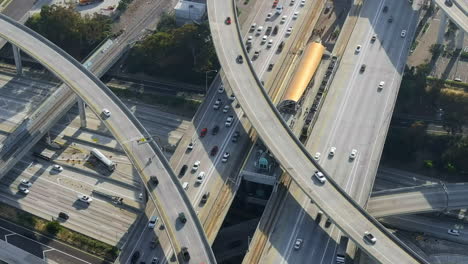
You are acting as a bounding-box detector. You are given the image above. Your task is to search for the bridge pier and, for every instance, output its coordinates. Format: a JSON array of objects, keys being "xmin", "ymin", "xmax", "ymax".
[
  {"xmin": 12, "ymin": 45, "xmax": 22, "ymax": 76},
  {"xmin": 78, "ymin": 99, "xmax": 87, "ymax": 128},
  {"xmin": 436, "ymin": 12, "xmax": 447, "ymax": 45},
  {"xmin": 456, "ymin": 31, "xmax": 464, "ymax": 49}
]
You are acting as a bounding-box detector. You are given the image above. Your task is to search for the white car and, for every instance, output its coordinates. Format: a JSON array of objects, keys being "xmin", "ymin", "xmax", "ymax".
[
  {"xmin": 364, "ymin": 231, "xmax": 377, "ymax": 244},
  {"xmin": 266, "ymin": 13, "xmax": 272, "ymax": 20},
  {"xmin": 196, "ymin": 172, "xmax": 205, "ymax": 184},
  {"xmin": 314, "ymin": 171, "xmax": 326, "ymax": 184},
  {"xmin": 222, "ymin": 152, "xmax": 230, "ymax": 163},
  {"xmin": 294, "ymin": 238, "xmax": 303, "ymax": 250},
  {"xmin": 281, "ymin": 15, "xmax": 287, "ymax": 24},
  {"xmin": 293, "ymin": 11, "xmax": 299, "ymax": 19},
  {"xmin": 18, "ymin": 186, "xmax": 29, "ymax": 194},
  {"xmin": 314, "ymin": 152, "xmax": 321, "ymax": 161},
  {"xmin": 223, "ymin": 105, "xmax": 230, "ymax": 113},
  {"xmin": 378, "ymin": 81, "xmax": 385, "ymax": 89},
  {"xmin": 286, "ymin": 27, "xmax": 293, "ymax": 36},
  {"xmin": 213, "ymin": 98, "xmax": 222, "ymax": 110},
  {"xmin": 229, "ymin": 94, "xmax": 236, "ymax": 101},
  {"xmin": 261, "ymin": 35, "xmax": 267, "ymax": 44},
  {"xmin": 187, "ymin": 142, "xmax": 194, "ymax": 151},
  {"xmin": 276, "ymin": 5, "xmax": 283, "ymax": 14},
  {"xmin": 401, "ymin": 30, "xmax": 406, "ymax": 38},
  {"xmin": 250, "ymin": 23, "xmax": 257, "ymax": 32},
  {"xmin": 267, "ymin": 39, "xmax": 273, "ymax": 48},
  {"xmin": 355, "ymin": 45, "xmax": 362, "ymax": 53},
  {"xmin": 20, "ymin": 179, "xmax": 32, "ymax": 187},
  {"xmin": 300, "ymin": 0, "xmax": 305, "ymax": 6},
  {"xmin": 329, "ymin": 147, "xmax": 336, "ymax": 156},
  {"xmin": 225, "ymin": 116, "xmax": 234, "ymax": 127},
  {"xmin": 350, "ymin": 149, "xmax": 358, "ymax": 159},
  {"xmin": 192, "ymin": 160, "xmax": 201, "ymax": 171},
  {"xmin": 256, "ymin": 26, "xmax": 264, "ymax": 35},
  {"xmin": 448, "ymin": 229, "xmax": 460, "ymax": 236},
  {"xmin": 78, "ymin": 194, "xmax": 93, "ymax": 204},
  {"xmin": 218, "ymin": 85, "xmax": 225, "ymax": 93},
  {"xmin": 52, "ymin": 164, "xmax": 63, "ymax": 172},
  {"xmin": 246, "ymin": 36, "xmax": 253, "ymax": 45},
  {"xmin": 102, "ymin": 109, "xmax": 111, "ymax": 118}
]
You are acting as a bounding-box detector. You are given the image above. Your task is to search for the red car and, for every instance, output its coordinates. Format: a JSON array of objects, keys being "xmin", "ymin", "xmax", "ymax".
[
  {"xmin": 273, "ymin": 0, "xmax": 278, "ymax": 7},
  {"xmin": 210, "ymin": 146, "xmax": 219, "ymax": 156},
  {"xmin": 225, "ymin": 17, "xmax": 231, "ymax": 25},
  {"xmin": 200, "ymin": 128, "xmax": 208, "ymax": 137}
]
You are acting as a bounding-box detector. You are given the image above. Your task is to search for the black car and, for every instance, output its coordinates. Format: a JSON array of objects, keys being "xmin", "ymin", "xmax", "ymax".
[
  {"xmin": 266, "ymin": 26, "xmax": 272, "ymax": 36},
  {"xmin": 236, "ymin": 55, "xmax": 243, "ymax": 64},
  {"xmin": 325, "ymin": 218, "xmax": 332, "ymax": 228},
  {"xmin": 268, "ymin": 63, "xmax": 274, "ymax": 71},
  {"xmin": 150, "ymin": 176, "xmax": 159, "ymax": 186},
  {"xmin": 179, "ymin": 165, "xmax": 188, "ymax": 177},
  {"xmin": 388, "ymin": 16, "xmax": 393, "ymax": 23},
  {"xmin": 360, "ymin": 64, "xmax": 366, "ymax": 73},
  {"xmin": 58, "ymin": 212, "xmax": 69, "ymax": 220},
  {"xmin": 130, "ymin": 251, "xmax": 140, "ymax": 264},
  {"xmin": 382, "ymin": 5, "xmax": 388, "ymax": 13},
  {"xmin": 201, "ymin": 192, "xmax": 210, "ymax": 204},
  {"xmin": 212, "ymin": 125, "xmax": 220, "ymax": 135},
  {"xmin": 232, "ymin": 131, "xmax": 240, "ymax": 142},
  {"xmin": 277, "ymin": 41, "xmax": 284, "ymax": 53},
  {"xmin": 272, "ymin": 25, "xmax": 279, "ymax": 36},
  {"xmin": 181, "ymin": 247, "xmax": 190, "ymax": 262},
  {"xmin": 445, "ymin": 0, "xmax": 452, "ymax": 6},
  {"xmin": 179, "ymin": 212, "xmax": 187, "ymax": 224}
]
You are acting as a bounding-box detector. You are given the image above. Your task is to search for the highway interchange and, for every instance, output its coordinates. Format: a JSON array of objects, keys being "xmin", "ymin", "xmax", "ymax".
[{"xmin": 0, "ymin": 0, "xmax": 466, "ymax": 263}]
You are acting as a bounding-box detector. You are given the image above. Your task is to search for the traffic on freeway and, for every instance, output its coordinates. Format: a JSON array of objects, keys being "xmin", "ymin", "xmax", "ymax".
[{"xmin": 207, "ymin": 0, "xmax": 429, "ymax": 262}]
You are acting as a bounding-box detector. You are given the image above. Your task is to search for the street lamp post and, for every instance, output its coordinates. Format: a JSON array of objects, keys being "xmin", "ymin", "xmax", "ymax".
[{"xmin": 205, "ymin": 69, "xmax": 218, "ymax": 94}]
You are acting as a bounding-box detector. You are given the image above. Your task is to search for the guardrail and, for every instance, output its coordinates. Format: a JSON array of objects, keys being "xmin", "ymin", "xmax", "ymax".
[
  {"xmin": 228, "ymin": 1, "xmax": 429, "ymax": 263},
  {"xmin": 0, "ymin": 14, "xmax": 216, "ymax": 264}
]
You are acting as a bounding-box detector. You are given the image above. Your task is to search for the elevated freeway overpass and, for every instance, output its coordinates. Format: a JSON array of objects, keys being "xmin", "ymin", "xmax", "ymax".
[
  {"xmin": 0, "ymin": 14, "xmax": 215, "ymax": 264},
  {"xmin": 207, "ymin": 0, "xmax": 429, "ymax": 263},
  {"xmin": 369, "ymin": 183, "xmax": 468, "ymax": 217},
  {"xmin": 434, "ymin": 0, "xmax": 467, "ymax": 33}
]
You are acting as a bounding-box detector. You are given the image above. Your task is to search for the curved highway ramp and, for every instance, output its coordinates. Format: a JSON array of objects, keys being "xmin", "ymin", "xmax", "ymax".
[
  {"xmin": 206, "ymin": 0, "xmax": 429, "ymax": 263},
  {"xmin": 0, "ymin": 14, "xmax": 215, "ymax": 264}
]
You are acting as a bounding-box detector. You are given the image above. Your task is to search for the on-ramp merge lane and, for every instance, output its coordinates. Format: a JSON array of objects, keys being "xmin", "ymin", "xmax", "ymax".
[
  {"xmin": 207, "ymin": 0, "xmax": 428, "ymax": 263},
  {"xmin": 0, "ymin": 14, "xmax": 215, "ymax": 264}
]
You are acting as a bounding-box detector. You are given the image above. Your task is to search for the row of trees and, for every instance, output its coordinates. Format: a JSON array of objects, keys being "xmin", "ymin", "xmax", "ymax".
[
  {"xmin": 125, "ymin": 13, "xmax": 219, "ymax": 85},
  {"xmin": 26, "ymin": 5, "xmax": 112, "ymax": 61}
]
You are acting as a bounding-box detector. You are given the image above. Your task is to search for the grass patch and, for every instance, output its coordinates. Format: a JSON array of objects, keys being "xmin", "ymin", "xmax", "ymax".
[
  {"xmin": 411, "ymin": 40, "xmax": 419, "ymax": 51},
  {"xmin": 0, "ymin": 203, "xmax": 118, "ymax": 261},
  {"xmin": 422, "ymin": 22, "xmax": 430, "ymax": 34},
  {"xmin": 427, "ymin": 76, "xmax": 468, "ymax": 89}
]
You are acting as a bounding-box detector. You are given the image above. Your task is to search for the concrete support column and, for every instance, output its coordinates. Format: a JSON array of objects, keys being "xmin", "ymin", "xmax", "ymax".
[
  {"xmin": 437, "ymin": 12, "xmax": 447, "ymax": 45},
  {"xmin": 456, "ymin": 31, "xmax": 464, "ymax": 49},
  {"xmin": 12, "ymin": 45, "xmax": 23, "ymax": 76},
  {"xmin": 78, "ymin": 99, "xmax": 87, "ymax": 128}
]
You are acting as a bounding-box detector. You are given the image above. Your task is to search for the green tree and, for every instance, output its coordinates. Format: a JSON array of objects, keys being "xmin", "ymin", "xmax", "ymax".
[
  {"xmin": 26, "ymin": 5, "xmax": 112, "ymax": 61},
  {"xmin": 46, "ymin": 220, "xmax": 61, "ymax": 235}
]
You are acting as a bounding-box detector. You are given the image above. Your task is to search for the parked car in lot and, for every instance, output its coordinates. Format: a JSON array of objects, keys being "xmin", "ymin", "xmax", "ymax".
[
  {"xmin": 223, "ymin": 105, "xmax": 230, "ymax": 113},
  {"xmin": 77, "ymin": 194, "xmax": 93, "ymax": 204}
]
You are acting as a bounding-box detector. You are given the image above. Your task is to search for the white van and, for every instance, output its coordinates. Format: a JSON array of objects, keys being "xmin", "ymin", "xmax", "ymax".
[{"xmin": 182, "ymin": 182, "xmax": 189, "ymax": 190}]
